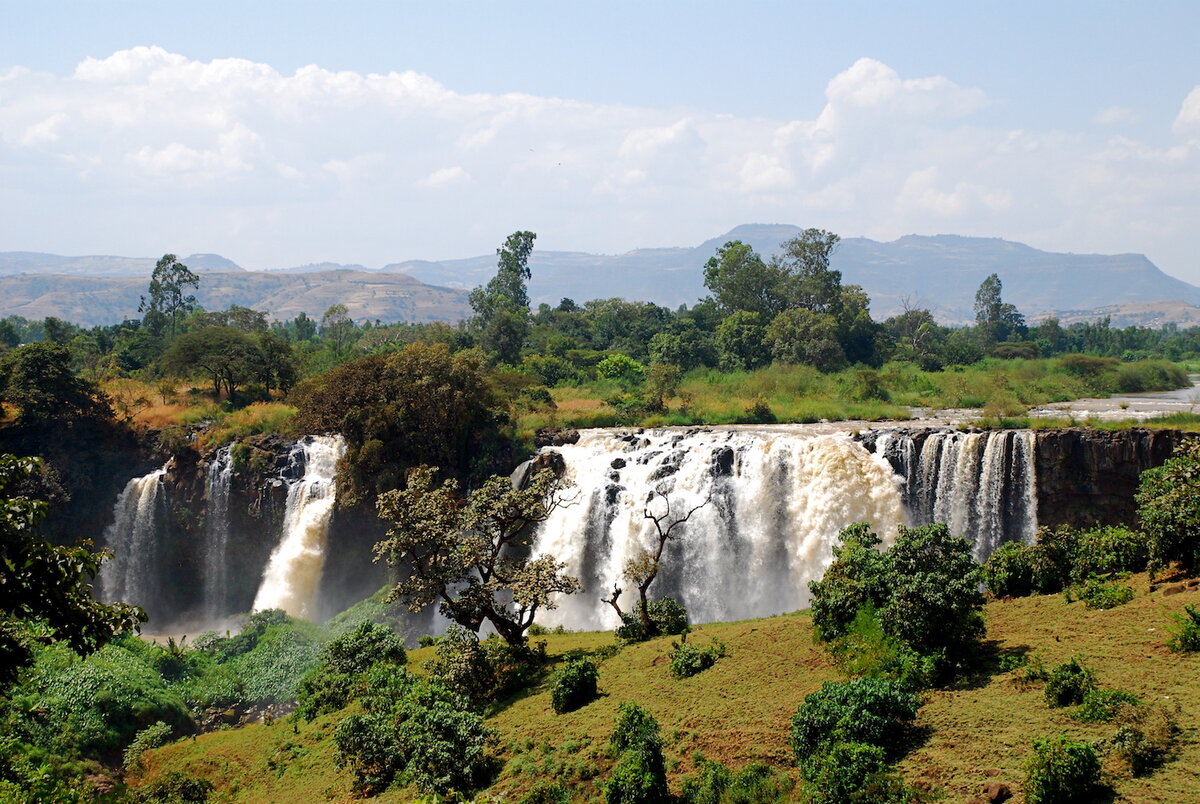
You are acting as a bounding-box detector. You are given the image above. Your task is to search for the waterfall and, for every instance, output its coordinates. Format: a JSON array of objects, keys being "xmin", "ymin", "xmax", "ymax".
[
  {"xmin": 98, "ymin": 466, "xmax": 168, "ymax": 609},
  {"xmin": 201, "ymin": 445, "xmax": 234, "ymax": 620},
  {"xmin": 530, "ymin": 429, "xmax": 906, "ymax": 631},
  {"xmin": 252, "ymin": 435, "xmax": 346, "ymax": 619},
  {"xmin": 875, "ymin": 429, "xmax": 1038, "ymax": 560}
]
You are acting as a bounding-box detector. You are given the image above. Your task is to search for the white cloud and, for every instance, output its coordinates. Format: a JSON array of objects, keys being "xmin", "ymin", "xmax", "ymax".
[
  {"xmin": 417, "ymin": 166, "xmax": 470, "ymax": 188},
  {"xmin": 1095, "ymin": 105, "xmax": 1138, "ymax": 125},
  {"xmin": 0, "ymin": 48, "xmax": 1197, "ymax": 284}
]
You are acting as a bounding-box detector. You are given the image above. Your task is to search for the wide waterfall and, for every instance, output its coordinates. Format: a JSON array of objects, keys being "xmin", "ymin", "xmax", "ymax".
[
  {"xmin": 530, "ymin": 429, "xmax": 907, "ymax": 631},
  {"xmin": 201, "ymin": 445, "xmax": 234, "ymax": 620},
  {"xmin": 252, "ymin": 435, "xmax": 346, "ymax": 619},
  {"xmin": 870, "ymin": 429, "xmax": 1038, "ymax": 561},
  {"xmin": 98, "ymin": 465, "xmax": 168, "ymax": 611}
]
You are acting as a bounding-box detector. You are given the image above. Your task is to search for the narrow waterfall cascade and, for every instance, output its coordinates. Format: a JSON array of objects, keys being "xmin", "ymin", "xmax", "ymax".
[
  {"xmin": 252, "ymin": 435, "xmax": 346, "ymax": 619},
  {"xmin": 530, "ymin": 429, "xmax": 907, "ymax": 631},
  {"xmin": 871, "ymin": 429, "xmax": 1038, "ymax": 560},
  {"xmin": 201, "ymin": 445, "xmax": 234, "ymax": 620},
  {"xmin": 98, "ymin": 466, "xmax": 169, "ymax": 609}
]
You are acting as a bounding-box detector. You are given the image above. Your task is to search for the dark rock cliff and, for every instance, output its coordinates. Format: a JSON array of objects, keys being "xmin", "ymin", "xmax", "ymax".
[{"xmin": 1033, "ymin": 427, "xmax": 1186, "ymax": 529}]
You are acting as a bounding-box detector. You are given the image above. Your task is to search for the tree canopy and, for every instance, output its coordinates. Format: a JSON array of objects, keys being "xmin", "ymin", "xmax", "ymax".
[
  {"xmin": 139, "ymin": 254, "xmax": 200, "ymax": 338},
  {"xmin": 0, "ymin": 455, "xmax": 144, "ymax": 690}
]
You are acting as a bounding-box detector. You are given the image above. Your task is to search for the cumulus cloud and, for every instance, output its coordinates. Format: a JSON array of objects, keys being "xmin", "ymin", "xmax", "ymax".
[
  {"xmin": 1096, "ymin": 105, "xmax": 1138, "ymax": 125},
  {"xmin": 0, "ymin": 47, "xmax": 1197, "ymax": 283}
]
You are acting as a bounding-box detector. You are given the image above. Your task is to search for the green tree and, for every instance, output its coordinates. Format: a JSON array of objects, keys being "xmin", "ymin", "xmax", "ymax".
[
  {"xmin": 289, "ymin": 343, "xmax": 511, "ymax": 502},
  {"xmin": 775, "ymin": 228, "xmax": 843, "ymax": 314},
  {"xmin": 1136, "ymin": 438, "xmax": 1200, "ymax": 573},
  {"xmin": 161, "ymin": 326, "xmax": 259, "ymax": 397},
  {"xmin": 715, "ymin": 311, "xmax": 770, "ymax": 371},
  {"xmin": 320, "ymin": 304, "xmax": 356, "ymax": 356},
  {"xmin": 808, "ymin": 523, "xmax": 892, "ymax": 642},
  {"xmin": 765, "ymin": 308, "xmax": 846, "ymax": 371},
  {"xmin": 470, "ymin": 231, "xmax": 537, "ymax": 364},
  {"xmin": 973, "ymin": 273, "xmax": 1026, "ymax": 347},
  {"xmin": 139, "ymin": 254, "xmax": 200, "ymax": 338},
  {"xmin": 375, "ymin": 466, "xmax": 580, "ymax": 647},
  {"xmin": 1, "ymin": 342, "xmax": 110, "ymax": 424},
  {"xmin": 0, "ymin": 455, "xmax": 145, "ymax": 689},
  {"xmin": 702, "ymin": 241, "xmax": 788, "ymax": 315}
]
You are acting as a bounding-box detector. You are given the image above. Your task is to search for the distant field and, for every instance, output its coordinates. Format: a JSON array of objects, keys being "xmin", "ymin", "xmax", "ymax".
[{"xmin": 137, "ymin": 573, "xmax": 1200, "ymax": 802}]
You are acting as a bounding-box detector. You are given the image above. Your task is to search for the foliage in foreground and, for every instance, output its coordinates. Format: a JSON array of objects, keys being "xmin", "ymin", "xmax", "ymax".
[
  {"xmin": 982, "ymin": 524, "xmax": 1149, "ymax": 599},
  {"xmin": 678, "ymin": 755, "xmax": 793, "ymax": 804},
  {"xmin": 668, "ymin": 637, "xmax": 727, "ymax": 679},
  {"xmin": 295, "ymin": 621, "xmax": 407, "ymax": 720},
  {"xmin": 334, "ymin": 666, "xmax": 496, "ymax": 797},
  {"xmin": 604, "ymin": 703, "xmax": 668, "ymax": 804},
  {"xmin": 550, "ymin": 656, "xmax": 599, "ymax": 714},
  {"xmin": 1023, "ymin": 735, "xmax": 1101, "ymax": 804},
  {"xmin": 809, "ymin": 522, "xmax": 984, "ymax": 684},
  {"xmin": 1136, "ymin": 437, "xmax": 1200, "ymax": 574},
  {"xmin": 1166, "ymin": 603, "xmax": 1200, "ymax": 652}
]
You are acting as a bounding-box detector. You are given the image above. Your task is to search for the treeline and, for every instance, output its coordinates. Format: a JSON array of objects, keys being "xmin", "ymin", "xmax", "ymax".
[{"xmin": 3, "ymin": 233, "xmax": 1200, "ymax": 406}]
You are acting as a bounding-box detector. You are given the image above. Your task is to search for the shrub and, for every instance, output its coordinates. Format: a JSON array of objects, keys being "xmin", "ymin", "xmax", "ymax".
[
  {"xmin": 296, "ymin": 622, "xmax": 406, "ymax": 720},
  {"xmin": 809, "ymin": 523, "xmax": 892, "ymax": 642},
  {"xmin": 123, "ymin": 720, "xmax": 174, "ymax": 772},
  {"xmin": 604, "ymin": 703, "xmax": 667, "ymax": 804},
  {"xmin": 334, "ymin": 667, "xmax": 495, "ymax": 796},
  {"xmin": 789, "ymin": 678, "xmax": 920, "ymax": 771},
  {"xmin": 1166, "ymin": 604, "xmax": 1200, "ymax": 652},
  {"xmin": 1027, "ymin": 526, "xmax": 1080, "ymax": 593},
  {"xmin": 615, "ymin": 598, "xmax": 690, "ymax": 642},
  {"xmin": 801, "ymin": 741, "xmax": 898, "ymax": 804},
  {"xmin": 1072, "ymin": 526, "xmax": 1149, "ymax": 582},
  {"xmin": 1072, "ymin": 689, "xmax": 1140, "ymax": 723},
  {"xmin": 521, "ymin": 781, "xmax": 571, "ymax": 804},
  {"xmin": 133, "ymin": 770, "xmax": 215, "ymax": 803},
  {"xmin": 1107, "ymin": 703, "xmax": 1180, "ymax": 775},
  {"xmin": 1064, "ymin": 577, "xmax": 1134, "ymax": 610},
  {"xmin": 1044, "ymin": 658, "xmax": 1096, "ymax": 708},
  {"xmin": 828, "ymin": 607, "xmax": 935, "ymax": 692},
  {"xmin": 1023, "ymin": 735, "xmax": 1101, "ymax": 804},
  {"xmin": 551, "ymin": 657, "xmax": 599, "ymax": 714},
  {"xmin": 982, "ymin": 541, "xmax": 1034, "ymax": 597},
  {"xmin": 668, "ymin": 638, "xmax": 726, "ymax": 679},
  {"xmin": 1136, "ymin": 438, "xmax": 1200, "ymax": 574},
  {"xmin": 423, "ymin": 625, "xmax": 543, "ymax": 708}
]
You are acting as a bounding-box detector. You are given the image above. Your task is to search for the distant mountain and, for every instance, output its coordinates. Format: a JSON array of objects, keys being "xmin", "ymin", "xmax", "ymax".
[
  {"xmin": 0, "ymin": 270, "xmax": 467, "ymax": 327},
  {"xmin": 4, "ymin": 227, "xmax": 1197, "ymax": 325},
  {"xmin": 0, "ymin": 252, "xmax": 245, "ymax": 277},
  {"xmin": 393, "ymin": 224, "xmax": 1200, "ymax": 324}
]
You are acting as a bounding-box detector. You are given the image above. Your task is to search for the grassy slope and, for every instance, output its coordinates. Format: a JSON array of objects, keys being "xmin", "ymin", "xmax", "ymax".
[{"xmin": 138, "ymin": 578, "xmax": 1200, "ymax": 803}]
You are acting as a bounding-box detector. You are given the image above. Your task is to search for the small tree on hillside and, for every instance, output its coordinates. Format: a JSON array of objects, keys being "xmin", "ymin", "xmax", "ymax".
[
  {"xmin": 470, "ymin": 230, "xmax": 537, "ymax": 364},
  {"xmin": 1136, "ymin": 438, "xmax": 1200, "ymax": 574},
  {"xmin": 139, "ymin": 254, "xmax": 199, "ymax": 338},
  {"xmin": 602, "ymin": 488, "xmax": 710, "ymax": 637},
  {"xmin": 375, "ymin": 466, "xmax": 580, "ymax": 647}
]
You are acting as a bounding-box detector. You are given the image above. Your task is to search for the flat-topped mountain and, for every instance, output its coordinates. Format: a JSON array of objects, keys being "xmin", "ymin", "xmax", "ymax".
[{"xmin": 3, "ymin": 226, "xmax": 1197, "ymax": 325}]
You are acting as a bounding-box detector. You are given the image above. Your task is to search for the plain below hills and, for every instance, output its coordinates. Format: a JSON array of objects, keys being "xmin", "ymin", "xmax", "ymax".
[{"xmin": 4, "ymin": 225, "xmax": 1199, "ymax": 325}]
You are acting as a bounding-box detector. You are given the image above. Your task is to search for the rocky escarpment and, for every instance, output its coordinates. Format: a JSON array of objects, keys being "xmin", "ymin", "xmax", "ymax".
[{"xmin": 1033, "ymin": 427, "xmax": 1186, "ymax": 529}]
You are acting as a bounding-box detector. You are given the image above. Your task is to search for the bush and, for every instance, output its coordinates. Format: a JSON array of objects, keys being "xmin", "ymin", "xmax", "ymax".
[
  {"xmin": 123, "ymin": 720, "xmax": 174, "ymax": 772},
  {"xmin": 1044, "ymin": 658, "xmax": 1096, "ymax": 708},
  {"xmin": 809, "ymin": 523, "xmax": 892, "ymax": 642},
  {"xmin": 1166, "ymin": 604, "xmax": 1200, "ymax": 652},
  {"xmin": 615, "ymin": 598, "xmax": 690, "ymax": 642},
  {"xmin": 1107, "ymin": 703, "xmax": 1180, "ymax": 775},
  {"xmin": 828, "ymin": 607, "xmax": 935, "ymax": 692},
  {"xmin": 1024, "ymin": 735, "xmax": 1101, "ymax": 804},
  {"xmin": 551, "ymin": 657, "xmax": 599, "ymax": 714},
  {"xmin": 1027, "ymin": 526, "xmax": 1080, "ymax": 594},
  {"xmin": 789, "ymin": 678, "xmax": 920, "ymax": 771},
  {"xmin": 604, "ymin": 703, "xmax": 667, "ymax": 804},
  {"xmin": 1136, "ymin": 438, "xmax": 1200, "ymax": 574},
  {"xmin": 521, "ymin": 780, "xmax": 571, "ymax": 804},
  {"xmin": 296, "ymin": 622, "xmax": 406, "ymax": 720},
  {"xmin": 982, "ymin": 541, "xmax": 1034, "ymax": 598},
  {"xmin": 680, "ymin": 756, "xmax": 793, "ymax": 804},
  {"xmin": 668, "ymin": 638, "xmax": 726, "ymax": 679},
  {"xmin": 1064, "ymin": 577, "xmax": 1134, "ymax": 610},
  {"xmin": 133, "ymin": 770, "xmax": 214, "ymax": 803},
  {"xmin": 1072, "ymin": 526, "xmax": 1149, "ymax": 582},
  {"xmin": 801, "ymin": 741, "xmax": 903, "ymax": 804},
  {"xmin": 1072, "ymin": 689, "xmax": 1140, "ymax": 723},
  {"xmin": 334, "ymin": 667, "xmax": 496, "ymax": 796},
  {"xmin": 423, "ymin": 625, "xmax": 543, "ymax": 708}
]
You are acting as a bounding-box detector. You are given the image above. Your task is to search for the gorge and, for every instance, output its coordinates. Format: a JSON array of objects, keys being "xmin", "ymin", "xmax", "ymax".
[{"xmin": 94, "ymin": 424, "xmax": 1184, "ymax": 636}]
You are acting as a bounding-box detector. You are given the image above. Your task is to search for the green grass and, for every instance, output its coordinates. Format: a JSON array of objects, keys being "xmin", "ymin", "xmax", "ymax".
[
  {"xmin": 518, "ymin": 359, "xmax": 1191, "ymax": 431},
  {"xmin": 136, "ymin": 575, "xmax": 1200, "ymax": 803}
]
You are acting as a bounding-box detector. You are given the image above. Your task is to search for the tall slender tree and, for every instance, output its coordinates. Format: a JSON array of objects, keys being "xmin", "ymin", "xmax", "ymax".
[
  {"xmin": 139, "ymin": 254, "xmax": 200, "ymax": 338},
  {"xmin": 469, "ymin": 231, "xmax": 537, "ymax": 364}
]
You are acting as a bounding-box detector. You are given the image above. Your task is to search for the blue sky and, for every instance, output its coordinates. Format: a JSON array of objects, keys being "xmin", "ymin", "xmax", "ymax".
[{"xmin": 2, "ymin": 1, "xmax": 1199, "ymax": 283}]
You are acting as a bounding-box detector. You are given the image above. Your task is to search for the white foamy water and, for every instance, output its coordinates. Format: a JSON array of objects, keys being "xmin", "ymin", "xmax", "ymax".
[
  {"xmin": 530, "ymin": 429, "xmax": 906, "ymax": 630},
  {"xmin": 98, "ymin": 465, "xmax": 168, "ymax": 608},
  {"xmin": 252, "ymin": 435, "xmax": 346, "ymax": 619}
]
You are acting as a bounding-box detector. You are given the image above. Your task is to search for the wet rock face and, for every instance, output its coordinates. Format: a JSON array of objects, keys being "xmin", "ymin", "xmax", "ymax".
[
  {"xmin": 535, "ymin": 427, "xmax": 581, "ymax": 448},
  {"xmin": 1033, "ymin": 428, "xmax": 1185, "ymax": 528}
]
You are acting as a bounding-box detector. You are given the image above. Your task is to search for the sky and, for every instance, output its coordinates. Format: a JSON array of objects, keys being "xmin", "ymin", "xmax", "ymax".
[{"xmin": 1, "ymin": 1, "xmax": 1199, "ymax": 283}]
